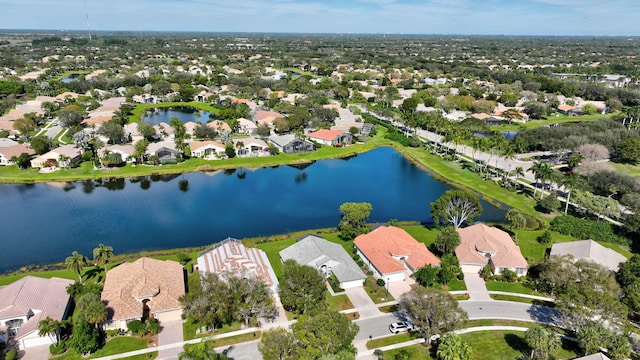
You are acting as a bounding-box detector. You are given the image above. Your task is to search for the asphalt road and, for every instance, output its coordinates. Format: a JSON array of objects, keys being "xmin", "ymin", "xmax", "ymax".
[{"xmin": 353, "ymin": 300, "xmax": 562, "ymax": 341}]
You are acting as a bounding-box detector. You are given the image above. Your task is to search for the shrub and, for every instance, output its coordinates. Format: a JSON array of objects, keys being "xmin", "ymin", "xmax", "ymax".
[
  {"xmin": 146, "ymin": 318, "xmax": 160, "ymax": 335},
  {"xmin": 480, "ymin": 264, "xmax": 493, "ymax": 279},
  {"xmin": 502, "ymin": 269, "xmax": 517, "ymax": 282},
  {"xmin": 5, "ymin": 349, "xmax": 17, "ymax": 360},
  {"xmin": 550, "ymin": 216, "xmax": 629, "ymax": 245},
  {"xmin": 328, "ymin": 274, "xmax": 343, "ymax": 293},
  {"xmin": 537, "ymin": 230, "xmax": 553, "ymax": 244},
  {"xmin": 457, "ymin": 272, "xmax": 465, "ymax": 281},
  {"xmin": 357, "ymin": 260, "xmax": 365, "ymax": 267},
  {"xmin": 352, "ymin": 254, "xmax": 360, "ymax": 261},
  {"xmin": 376, "ymin": 278, "xmax": 386, "ymax": 287},
  {"xmin": 127, "ymin": 319, "xmax": 146, "ymax": 336},
  {"xmin": 49, "ymin": 340, "xmax": 68, "ymax": 355}
]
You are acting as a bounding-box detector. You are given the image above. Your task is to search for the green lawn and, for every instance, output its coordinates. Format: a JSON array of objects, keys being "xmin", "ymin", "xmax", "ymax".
[
  {"xmin": 325, "ymin": 293, "xmax": 354, "ymax": 311},
  {"xmin": 444, "ymin": 279, "xmax": 467, "ymax": 291},
  {"xmin": 459, "ymin": 330, "xmax": 580, "ymax": 360},
  {"xmin": 183, "ymin": 317, "xmax": 242, "ymax": 341},
  {"xmin": 488, "ymin": 113, "xmax": 609, "ymax": 131},
  {"xmin": 490, "ymin": 294, "xmax": 555, "ymax": 306},
  {"xmin": 610, "ymin": 162, "xmax": 640, "ymax": 179},
  {"xmin": 382, "ymin": 344, "xmax": 433, "ymax": 359},
  {"xmin": 52, "ymin": 336, "xmax": 151, "ymax": 360},
  {"xmin": 0, "ymin": 269, "xmax": 76, "ymax": 286},
  {"xmin": 363, "ymin": 276, "xmax": 395, "ymax": 304},
  {"xmin": 367, "ymin": 333, "xmax": 419, "ymax": 349},
  {"xmin": 120, "ymin": 353, "xmax": 158, "ymax": 360},
  {"xmin": 484, "ymin": 281, "xmax": 546, "ymax": 296}
]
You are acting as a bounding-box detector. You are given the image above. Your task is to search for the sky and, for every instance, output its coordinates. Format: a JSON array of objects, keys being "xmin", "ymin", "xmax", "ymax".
[{"xmin": 2, "ymin": 0, "xmax": 640, "ymax": 36}]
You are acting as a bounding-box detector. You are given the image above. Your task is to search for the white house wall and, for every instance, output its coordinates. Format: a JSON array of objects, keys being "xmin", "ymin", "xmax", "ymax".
[
  {"xmin": 18, "ymin": 331, "xmax": 53, "ymax": 349},
  {"xmin": 340, "ymin": 279, "xmax": 365, "ymax": 289}
]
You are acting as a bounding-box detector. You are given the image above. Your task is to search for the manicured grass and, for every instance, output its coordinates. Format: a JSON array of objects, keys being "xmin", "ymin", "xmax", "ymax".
[
  {"xmin": 610, "ymin": 162, "xmax": 640, "ymax": 179},
  {"xmin": 515, "ymin": 229, "xmax": 577, "ymax": 262},
  {"xmin": 488, "ymin": 113, "xmax": 609, "ymax": 131},
  {"xmin": 256, "ymin": 238, "xmax": 296, "ymax": 280},
  {"xmin": 183, "ymin": 317, "xmax": 243, "ymax": 341},
  {"xmin": 484, "ymin": 281, "xmax": 546, "ymax": 296},
  {"xmin": 53, "ymin": 70, "xmax": 92, "ymax": 81},
  {"xmin": 459, "ymin": 330, "xmax": 580, "ymax": 360},
  {"xmin": 120, "ymin": 352, "xmax": 158, "ymax": 360},
  {"xmin": 465, "ymin": 319, "xmax": 534, "ymax": 327},
  {"xmin": 402, "ymin": 225, "xmax": 440, "ymax": 248},
  {"xmin": 444, "ymin": 279, "xmax": 467, "ymax": 291},
  {"xmin": 382, "ymin": 344, "xmax": 433, "ymax": 359},
  {"xmin": 90, "ymin": 337, "xmax": 151, "ymax": 358},
  {"xmin": 367, "ymin": 333, "xmax": 419, "ymax": 349},
  {"xmin": 325, "ymin": 293, "xmax": 354, "ymax": 311},
  {"xmin": 490, "ymin": 294, "xmax": 555, "ymax": 307},
  {"xmin": 212, "ymin": 331, "xmax": 261, "ymax": 347},
  {"xmin": 0, "ymin": 269, "xmax": 76, "ymax": 285},
  {"xmin": 363, "ymin": 276, "xmax": 395, "ymax": 304}
]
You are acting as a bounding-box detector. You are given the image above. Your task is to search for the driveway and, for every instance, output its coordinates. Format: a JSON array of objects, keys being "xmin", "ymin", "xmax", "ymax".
[
  {"xmin": 345, "ymin": 287, "xmax": 382, "ymax": 319},
  {"xmin": 386, "ymin": 274, "xmax": 414, "ymax": 300},
  {"xmin": 462, "ymin": 272, "xmax": 491, "ymax": 301},
  {"xmin": 157, "ymin": 319, "xmax": 184, "ymax": 360},
  {"xmin": 18, "ymin": 344, "xmax": 50, "ymax": 360}
]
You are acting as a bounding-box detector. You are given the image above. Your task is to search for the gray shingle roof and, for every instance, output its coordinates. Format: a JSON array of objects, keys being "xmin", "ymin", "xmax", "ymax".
[
  {"xmin": 279, "ymin": 235, "xmax": 366, "ymax": 284},
  {"xmin": 550, "ymin": 240, "xmax": 626, "ymax": 272}
]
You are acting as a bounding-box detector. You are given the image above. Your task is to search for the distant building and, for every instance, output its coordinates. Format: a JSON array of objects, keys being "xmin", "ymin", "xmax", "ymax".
[
  {"xmin": 268, "ymin": 134, "xmax": 315, "ymax": 154},
  {"xmin": 550, "ymin": 240, "xmax": 626, "ymax": 272}
]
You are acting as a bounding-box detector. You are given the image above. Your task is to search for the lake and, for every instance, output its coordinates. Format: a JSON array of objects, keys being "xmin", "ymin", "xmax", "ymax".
[
  {"xmin": 142, "ymin": 107, "xmax": 215, "ymax": 125},
  {"xmin": 0, "ymin": 147, "xmax": 506, "ymax": 273}
]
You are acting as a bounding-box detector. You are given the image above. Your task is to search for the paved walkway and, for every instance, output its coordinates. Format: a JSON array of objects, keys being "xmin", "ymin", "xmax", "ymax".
[
  {"xmin": 387, "ymin": 274, "xmax": 415, "ymax": 300},
  {"xmin": 462, "ymin": 272, "xmax": 491, "ymax": 301},
  {"xmin": 345, "ymin": 287, "xmax": 383, "ymax": 318},
  {"xmin": 157, "ymin": 319, "xmax": 184, "ymax": 360}
]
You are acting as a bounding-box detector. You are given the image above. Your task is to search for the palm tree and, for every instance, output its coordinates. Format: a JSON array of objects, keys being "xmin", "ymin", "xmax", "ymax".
[
  {"xmin": 561, "ymin": 173, "xmax": 580, "ymax": 215},
  {"xmin": 65, "ymin": 251, "xmax": 88, "ymax": 283},
  {"xmin": 38, "ymin": 316, "xmax": 62, "ymax": 345},
  {"xmin": 93, "ymin": 244, "xmax": 114, "ymax": 277},
  {"xmin": 530, "ymin": 161, "xmax": 553, "ymax": 199},
  {"xmin": 437, "ymin": 334, "xmax": 472, "ymax": 360}
]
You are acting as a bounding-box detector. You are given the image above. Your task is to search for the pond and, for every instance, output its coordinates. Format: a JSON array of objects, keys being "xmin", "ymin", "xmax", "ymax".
[
  {"xmin": 61, "ymin": 74, "xmax": 81, "ymax": 83},
  {"xmin": 0, "ymin": 147, "xmax": 507, "ymax": 273},
  {"xmin": 142, "ymin": 106, "xmax": 216, "ymax": 125}
]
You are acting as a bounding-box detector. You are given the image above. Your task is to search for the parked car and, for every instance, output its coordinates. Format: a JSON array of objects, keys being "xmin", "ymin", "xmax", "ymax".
[{"xmin": 389, "ymin": 321, "xmax": 414, "ymax": 334}]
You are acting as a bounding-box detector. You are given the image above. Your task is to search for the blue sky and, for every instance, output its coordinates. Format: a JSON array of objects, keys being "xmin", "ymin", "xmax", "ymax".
[{"xmin": 2, "ymin": 0, "xmax": 639, "ymax": 36}]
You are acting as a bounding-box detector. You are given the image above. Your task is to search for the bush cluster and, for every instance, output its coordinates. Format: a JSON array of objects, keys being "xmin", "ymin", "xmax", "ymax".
[{"xmin": 550, "ymin": 216, "xmax": 628, "ymax": 245}]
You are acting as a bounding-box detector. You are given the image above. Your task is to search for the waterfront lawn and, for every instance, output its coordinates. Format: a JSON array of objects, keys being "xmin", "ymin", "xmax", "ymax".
[
  {"xmin": 402, "ymin": 225, "xmax": 439, "ymax": 248},
  {"xmin": 256, "ymin": 238, "xmax": 296, "ymax": 280},
  {"xmin": 0, "ymin": 269, "xmax": 76, "ymax": 286}
]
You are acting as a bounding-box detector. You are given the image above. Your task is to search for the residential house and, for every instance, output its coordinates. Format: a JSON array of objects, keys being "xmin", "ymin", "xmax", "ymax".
[
  {"xmin": 196, "ymin": 238, "xmax": 278, "ymax": 292},
  {"xmin": 146, "ymin": 140, "xmax": 182, "ymax": 162},
  {"xmin": 455, "ymin": 223, "xmax": 528, "ymax": 276},
  {"xmin": 306, "ymin": 129, "xmax": 352, "ymax": 147},
  {"xmin": 102, "ymin": 257, "xmax": 185, "ymax": 330},
  {"xmin": 573, "ymin": 354, "xmax": 610, "ymax": 360},
  {"xmin": 207, "ymin": 120, "xmax": 232, "ymax": 134},
  {"xmin": 0, "ymin": 276, "xmax": 73, "ymax": 349},
  {"xmin": 354, "ymin": 226, "xmax": 441, "ymax": 282},
  {"xmin": 99, "ymin": 145, "xmax": 136, "ymax": 163},
  {"xmin": 233, "ymin": 138, "xmax": 269, "ymax": 157},
  {"xmin": 0, "ymin": 144, "xmax": 35, "ymax": 166},
  {"xmin": 30, "ymin": 145, "xmax": 81, "ymax": 169},
  {"xmin": 557, "ymin": 104, "xmax": 574, "ymax": 114},
  {"xmin": 238, "ymin": 118, "xmax": 258, "ymax": 135},
  {"xmin": 255, "ymin": 110, "xmax": 284, "ymax": 128},
  {"xmin": 280, "ymin": 234, "xmax": 366, "ymax": 289},
  {"xmin": 154, "ymin": 122, "xmax": 175, "ymax": 139},
  {"xmin": 189, "ymin": 140, "xmax": 226, "ymax": 159},
  {"xmin": 550, "ymin": 240, "xmax": 626, "ymax": 272},
  {"xmin": 268, "ymin": 134, "xmax": 315, "ymax": 154}
]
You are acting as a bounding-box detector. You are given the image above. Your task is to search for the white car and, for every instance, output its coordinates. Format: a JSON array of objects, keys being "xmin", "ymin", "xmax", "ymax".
[{"xmin": 388, "ymin": 321, "xmax": 414, "ymax": 334}]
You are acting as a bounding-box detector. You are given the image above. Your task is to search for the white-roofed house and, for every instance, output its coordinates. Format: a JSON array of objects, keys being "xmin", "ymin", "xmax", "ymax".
[{"xmin": 30, "ymin": 145, "xmax": 82, "ymax": 169}]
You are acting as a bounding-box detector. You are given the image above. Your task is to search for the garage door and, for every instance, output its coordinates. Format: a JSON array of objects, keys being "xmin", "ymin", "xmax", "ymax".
[
  {"xmin": 155, "ymin": 309, "xmax": 183, "ymax": 322},
  {"xmin": 461, "ymin": 264, "xmax": 483, "ymax": 274}
]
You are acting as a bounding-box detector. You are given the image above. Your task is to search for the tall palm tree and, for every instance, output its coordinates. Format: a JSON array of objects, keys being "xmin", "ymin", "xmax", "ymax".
[
  {"xmin": 65, "ymin": 251, "xmax": 88, "ymax": 283},
  {"xmin": 437, "ymin": 334, "xmax": 472, "ymax": 360},
  {"xmin": 93, "ymin": 244, "xmax": 114, "ymax": 277},
  {"xmin": 561, "ymin": 173, "xmax": 580, "ymax": 215},
  {"xmin": 530, "ymin": 161, "xmax": 553, "ymax": 199},
  {"xmin": 38, "ymin": 317, "xmax": 62, "ymax": 345}
]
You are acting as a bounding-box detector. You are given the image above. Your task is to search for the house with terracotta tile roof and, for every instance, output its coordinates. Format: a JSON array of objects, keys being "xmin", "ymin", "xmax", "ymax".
[
  {"xmin": 0, "ymin": 144, "xmax": 35, "ymax": 166},
  {"xmin": 196, "ymin": 238, "xmax": 278, "ymax": 292},
  {"xmin": 455, "ymin": 223, "xmax": 528, "ymax": 276},
  {"xmin": 237, "ymin": 118, "xmax": 258, "ymax": 135},
  {"xmin": 280, "ymin": 235, "xmax": 366, "ymax": 289},
  {"xmin": 101, "ymin": 257, "xmax": 185, "ymax": 330},
  {"xmin": 306, "ymin": 129, "xmax": 352, "ymax": 147},
  {"xmin": 255, "ymin": 110, "xmax": 284, "ymax": 127},
  {"xmin": 354, "ymin": 226, "xmax": 441, "ymax": 282},
  {"xmin": 0, "ymin": 276, "xmax": 73, "ymax": 349}
]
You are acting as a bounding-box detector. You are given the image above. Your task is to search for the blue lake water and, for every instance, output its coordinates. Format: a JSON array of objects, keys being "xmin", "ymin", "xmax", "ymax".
[
  {"xmin": 142, "ymin": 107, "xmax": 215, "ymax": 125},
  {"xmin": 0, "ymin": 147, "xmax": 506, "ymax": 273}
]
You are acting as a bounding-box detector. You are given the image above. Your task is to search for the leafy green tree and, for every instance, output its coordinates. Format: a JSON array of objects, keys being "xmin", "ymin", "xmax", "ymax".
[
  {"xmin": 194, "ymin": 123, "xmax": 216, "ymax": 139},
  {"xmin": 30, "ymin": 135, "xmax": 55, "ymax": 155},
  {"xmin": 59, "ymin": 108, "xmax": 83, "ymax": 128},
  {"xmin": 259, "ymin": 327, "xmax": 297, "ymax": 360},
  {"xmin": 438, "ymin": 254, "xmax": 460, "ymax": 286},
  {"xmin": 607, "ymin": 334, "xmax": 632, "ymax": 360},
  {"xmin": 433, "ymin": 226, "xmax": 460, "ymax": 256},
  {"xmin": 437, "ymin": 334, "xmax": 472, "ymax": 360},
  {"xmin": 69, "ymin": 320, "xmax": 100, "ymax": 354},
  {"xmin": 225, "ymin": 142, "xmax": 236, "ymax": 158},
  {"xmin": 77, "ymin": 292, "xmax": 107, "ymax": 328},
  {"xmin": 582, "ymin": 103, "xmax": 598, "ymax": 115},
  {"xmin": 10, "ymin": 152, "xmax": 32, "ymax": 169},
  {"xmin": 413, "ymin": 265, "xmax": 439, "ymax": 287},
  {"xmin": 13, "ymin": 117, "xmax": 36, "ymax": 135},
  {"xmin": 278, "ymin": 260, "xmax": 327, "ymax": 315},
  {"xmin": 616, "ymin": 138, "xmax": 640, "ymax": 164},
  {"xmin": 97, "ymin": 120, "xmax": 125, "ymax": 144},
  {"xmin": 180, "ymin": 273, "xmax": 235, "ymax": 331},
  {"xmin": 93, "ymin": 243, "xmax": 114, "ymax": 276},
  {"xmin": 538, "ymin": 194, "xmax": 560, "ymax": 214},
  {"xmin": 399, "ymin": 287, "xmax": 467, "ymax": 340},
  {"xmin": 505, "ymin": 209, "xmax": 526, "ymax": 241},
  {"xmin": 430, "ymin": 190, "xmax": 482, "ymax": 228},
  {"xmin": 228, "ymin": 276, "xmax": 277, "ymax": 327},
  {"xmin": 524, "ymin": 325, "xmax": 561, "ymax": 360},
  {"xmin": 170, "ymin": 117, "xmax": 187, "ymax": 152},
  {"xmin": 292, "ymin": 310, "xmax": 358, "ymax": 359},
  {"xmin": 137, "ymin": 121, "xmax": 156, "ymax": 141},
  {"xmin": 338, "ymin": 202, "xmax": 372, "ymax": 241},
  {"xmin": 577, "ymin": 322, "xmax": 608, "ymax": 356},
  {"xmin": 180, "ymin": 340, "xmax": 228, "ymax": 360},
  {"xmin": 65, "ymin": 251, "xmax": 88, "ymax": 283}
]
